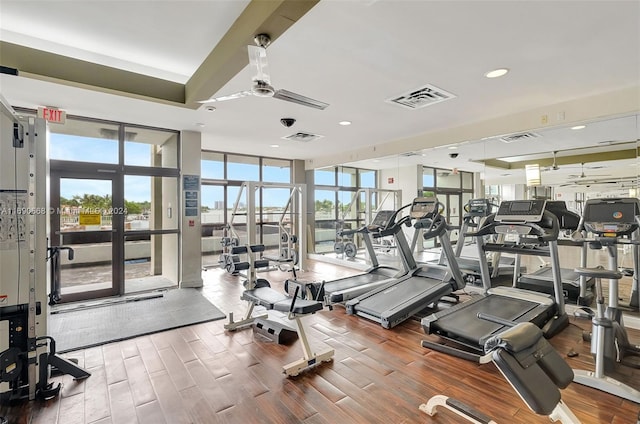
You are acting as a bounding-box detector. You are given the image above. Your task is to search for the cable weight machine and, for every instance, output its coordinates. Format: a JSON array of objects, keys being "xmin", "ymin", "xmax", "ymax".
[{"xmin": 0, "ymin": 96, "xmax": 89, "ymax": 405}]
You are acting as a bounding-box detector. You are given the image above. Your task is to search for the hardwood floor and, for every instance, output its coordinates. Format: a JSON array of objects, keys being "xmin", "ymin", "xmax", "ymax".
[{"xmin": 2, "ymin": 258, "xmax": 639, "ymax": 424}]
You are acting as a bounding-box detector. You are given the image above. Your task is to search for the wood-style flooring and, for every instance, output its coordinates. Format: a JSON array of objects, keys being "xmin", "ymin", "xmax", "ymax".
[{"xmin": 1, "ymin": 258, "xmax": 639, "ymax": 423}]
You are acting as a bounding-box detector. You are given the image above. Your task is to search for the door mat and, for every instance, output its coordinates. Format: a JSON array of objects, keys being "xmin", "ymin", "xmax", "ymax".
[{"xmin": 48, "ymin": 288, "xmax": 226, "ymax": 353}]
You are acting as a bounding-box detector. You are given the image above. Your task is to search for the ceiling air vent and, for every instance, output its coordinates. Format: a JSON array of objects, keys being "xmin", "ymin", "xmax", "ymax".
[
  {"xmin": 386, "ymin": 84, "xmax": 456, "ymax": 110},
  {"xmin": 499, "ymin": 132, "xmax": 540, "ymax": 143},
  {"xmin": 282, "ymin": 132, "xmax": 324, "ymax": 143},
  {"xmin": 400, "ymin": 151, "xmax": 419, "ymax": 157}
]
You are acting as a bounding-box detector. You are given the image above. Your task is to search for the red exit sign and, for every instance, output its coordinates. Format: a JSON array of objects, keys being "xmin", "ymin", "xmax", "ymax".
[{"xmin": 37, "ymin": 107, "xmax": 66, "ymax": 124}]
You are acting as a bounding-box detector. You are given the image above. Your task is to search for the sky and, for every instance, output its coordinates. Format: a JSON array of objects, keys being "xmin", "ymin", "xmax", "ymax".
[{"xmin": 52, "ymin": 133, "xmax": 315, "ymax": 208}]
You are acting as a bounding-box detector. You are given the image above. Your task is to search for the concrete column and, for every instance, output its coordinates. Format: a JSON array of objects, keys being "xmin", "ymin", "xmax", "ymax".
[{"xmin": 179, "ymin": 131, "xmax": 203, "ymax": 288}]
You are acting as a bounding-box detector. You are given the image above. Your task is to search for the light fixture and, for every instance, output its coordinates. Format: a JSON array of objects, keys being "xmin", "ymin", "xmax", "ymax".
[
  {"xmin": 196, "ymin": 123, "xmax": 205, "ymax": 127},
  {"xmin": 339, "ymin": 121, "xmax": 352, "ymax": 126},
  {"xmin": 448, "ymin": 146, "xmax": 458, "ymax": 150},
  {"xmin": 270, "ymin": 144, "xmax": 279, "ymax": 148},
  {"xmin": 204, "ymin": 106, "xmax": 216, "ymax": 112},
  {"xmin": 484, "ymin": 68, "xmax": 509, "ymax": 78},
  {"xmin": 525, "ymin": 164, "xmax": 541, "ymax": 186},
  {"xmin": 571, "ymin": 125, "xmax": 586, "ymax": 130}
]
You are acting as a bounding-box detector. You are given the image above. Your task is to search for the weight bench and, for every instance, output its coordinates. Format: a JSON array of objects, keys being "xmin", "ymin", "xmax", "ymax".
[
  {"xmin": 421, "ymin": 321, "xmax": 580, "ymax": 423},
  {"xmin": 225, "ymin": 286, "xmax": 334, "ymax": 377}
]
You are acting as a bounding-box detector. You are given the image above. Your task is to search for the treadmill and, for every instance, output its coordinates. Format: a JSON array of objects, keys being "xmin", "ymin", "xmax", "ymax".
[
  {"xmin": 445, "ymin": 198, "xmax": 517, "ymax": 280},
  {"xmin": 515, "ymin": 200, "xmax": 595, "ymax": 305},
  {"xmin": 312, "ymin": 209, "xmax": 408, "ymax": 306},
  {"xmin": 421, "ymin": 199, "xmax": 569, "ymax": 361},
  {"xmin": 345, "ymin": 197, "xmax": 466, "ymax": 329}
]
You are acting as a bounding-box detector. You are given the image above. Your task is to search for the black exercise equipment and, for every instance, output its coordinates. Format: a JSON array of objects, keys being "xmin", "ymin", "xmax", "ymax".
[
  {"xmin": 441, "ymin": 198, "xmax": 516, "ymax": 282},
  {"xmin": 516, "ymin": 201, "xmax": 594, "ymax": 305},
  {"xmin": 47, "ymin": 244, "xmax": 74, "ymax": 305},
  {"xmin": 224, "ymin": 247, "xmax": 333, "ymax": 376},
  {"xmin": 227, "ymin": 285, "xmax": 333, "ymax": 376},
  {"xmin": 421, "ymin": 199, "xmax": 569, "ymax": 361},
  {"xmin": 345, "ymin": 197, "xmax": 466, "ymax": 329},
  {"xmin": 288, "ymin": 209, "xmax": 403, "ymax": 307},
  {"xmin": 422, "ymin": 318, "xmax": 580, "ymax": 423},
  {"xmin": 0, "ymin": 303, "xmax": 90, "ymax": 402},
  {"xmin": 570, "ymin": 197, "xmax": 640, "ymax": 403}
]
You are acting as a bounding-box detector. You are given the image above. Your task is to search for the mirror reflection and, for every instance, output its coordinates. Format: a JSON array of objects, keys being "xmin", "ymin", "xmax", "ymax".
[{"xmin": 334, "ymin": 113, "xmax": 639, "ymax": 317}]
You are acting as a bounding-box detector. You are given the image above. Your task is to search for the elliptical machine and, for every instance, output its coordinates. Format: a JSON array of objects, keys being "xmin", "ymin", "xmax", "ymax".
[{"xmin": 571, "ymin": 197, "xmax": 640, "ymax": 403}]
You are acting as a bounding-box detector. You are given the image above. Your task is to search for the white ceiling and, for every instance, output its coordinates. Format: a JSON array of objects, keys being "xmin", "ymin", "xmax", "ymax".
[{"xmin": 0, "ymin": 0, "xmax": 638, "ymax": 190}]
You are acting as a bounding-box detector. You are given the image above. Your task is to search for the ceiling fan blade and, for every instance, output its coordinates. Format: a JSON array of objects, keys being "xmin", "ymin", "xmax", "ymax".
[
  {"xmin": 248, "ymin": 45, "xmax": 270, "ymax": 84},
  {"xmin": 273, "ymin": 89, "xmax": 330, "ymax": 110},
  {"xmin": 198, "ymin": 91, "xmax": 252, "ymax": 103}
]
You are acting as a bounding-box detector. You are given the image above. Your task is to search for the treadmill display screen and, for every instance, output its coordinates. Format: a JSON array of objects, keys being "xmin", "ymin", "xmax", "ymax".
[
  {"xmin": 495, "ymin": 200, "xmax": 546, "ymax": 223},
  {"xmin": 510, "ymin": 201, "xmax": 533, "ymax": 212},
  {"xmin": 370, "ymin": 210, "xmax": 395, "ymax": 228},
  {"xmin": 468, "ymin": 199, "xmax": 490, "ymax": 216},
  {"xmin": 411, "ymin": 197, "xmax": 436, "ymax": 219}
]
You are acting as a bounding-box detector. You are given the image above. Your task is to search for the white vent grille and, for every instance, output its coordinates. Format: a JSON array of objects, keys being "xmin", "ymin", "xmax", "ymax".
[
  {"xmin": 500, "ymin": 132, "xmax": 540, "ymax": 143},
  {"xmin": 282, "ymin": 132, "xmax": 324, "ymax": 143},
  {"xmin": 387, "ymin": 84, "xmax": 456, "ymax": 110}
]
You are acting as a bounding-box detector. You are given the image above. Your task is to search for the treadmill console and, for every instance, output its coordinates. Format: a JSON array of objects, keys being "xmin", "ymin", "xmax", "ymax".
[
  {"xmin": 466, "ymin": 198, "xmax": 491, "ymax": 217},
  {"xmin": 368, "ymin": 210, "xmax": 396, "ymax": 230},
  {"xmin": 495, "ymin": 200, "xmax": 546, "ymax": 223},
  {"xmin": 582, "ymin": 198, "xmax": 640, "ymax": 236},
  {"xmin": 410, "ymin": 197, "xmax": 438, "ymax": 219}
]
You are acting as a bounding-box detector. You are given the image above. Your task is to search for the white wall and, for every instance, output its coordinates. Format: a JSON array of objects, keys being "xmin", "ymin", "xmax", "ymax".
[{"xmin": 379, "ymin": 164, "xmax": 421, "ymax": 244}]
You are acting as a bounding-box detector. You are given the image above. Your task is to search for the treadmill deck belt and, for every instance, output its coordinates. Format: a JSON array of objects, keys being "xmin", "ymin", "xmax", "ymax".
[
  {"xmin": 521, "ymin": 266, "xmax": 581, "ymax": 284},
  {"xmin": 324, "ymin": 270, "xmax": 390, "ymax": 293},
  {"xmin": 431, "ymin": 295, "xmax": 537, "ymax": 344},
  {"xmin": 355, "ymin": 276, "xmax": 449, "ymax": 316}
]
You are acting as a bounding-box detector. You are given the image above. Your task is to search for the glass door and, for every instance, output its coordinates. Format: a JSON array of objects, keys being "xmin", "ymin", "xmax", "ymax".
[{"xmin": 50, "ymin": 171, "xmax": 123, "ymax": 303}]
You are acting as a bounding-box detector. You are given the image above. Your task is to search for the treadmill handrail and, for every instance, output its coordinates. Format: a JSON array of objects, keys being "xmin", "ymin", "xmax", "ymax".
[{"xmin": 421, "ymin": 215, "xmax": 448, "ymax": 240}]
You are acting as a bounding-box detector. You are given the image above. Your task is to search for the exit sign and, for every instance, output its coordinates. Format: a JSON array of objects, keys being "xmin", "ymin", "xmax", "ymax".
[{"xmin": 37, "ymin": 107, "xmax": 66, "ymax": 124}]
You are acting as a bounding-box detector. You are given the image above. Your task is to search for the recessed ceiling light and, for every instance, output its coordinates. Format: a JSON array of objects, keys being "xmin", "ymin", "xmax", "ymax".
[
  {"xmin": 195, "ymin": 123, "xmax": 205, "ymax": 127},
  {"xmin": 485, "ymin": 68, "xmax": 509, "ymax": 78},
  {"xmin": 448, "ymin": 146, "xmax": 458, "ymax": 150},
  {"xmin": 339, "ymin": 121, "xmax": 352, "ymax": 126},
  {"xmin": 270, "ymin": 144, "xmax": 280, "ymax": 148},
  {"xmin": 571, "ymin": 125, "xmax": 586, "ymax": 130},
  {"xmin": 205, "ymin": 106, "xmax": 216, "ymax": 112}
]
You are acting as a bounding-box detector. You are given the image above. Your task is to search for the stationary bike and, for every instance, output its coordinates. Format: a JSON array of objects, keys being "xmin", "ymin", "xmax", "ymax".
[{"xmin": 571, "ymin": 197, "xmax": 640, "ymax": 403}]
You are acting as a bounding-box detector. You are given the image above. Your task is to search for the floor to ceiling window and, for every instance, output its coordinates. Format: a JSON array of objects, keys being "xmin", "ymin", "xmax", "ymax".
[
  {"xmin": 313, "ymin": 166, "xmax": 378, "ymax": 254},
  {"xmin": 34, "ymin": 111, "xmax": 181, "ymax": 303},
  {"xmin": 200, "ymin": 151, "xmax": 293, "ymax": 267}
]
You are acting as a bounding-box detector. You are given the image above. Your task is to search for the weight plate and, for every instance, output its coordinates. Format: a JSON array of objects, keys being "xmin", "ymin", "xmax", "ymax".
[{"xmin": 344, "ymin": 242, "xmax": 358, "ymax": 258}]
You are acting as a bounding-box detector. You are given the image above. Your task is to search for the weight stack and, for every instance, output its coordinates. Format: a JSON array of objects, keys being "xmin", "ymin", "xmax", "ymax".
[{"xmin": 253, "ymin": 318, "xmax": 298, "ymax": 345}]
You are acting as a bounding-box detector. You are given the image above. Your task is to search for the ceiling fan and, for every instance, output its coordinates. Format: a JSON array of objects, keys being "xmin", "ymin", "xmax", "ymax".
[
  {"xmin": 198, "ymin": 34, "xmax": 329, "ymax": 110},
  {"xmin": 567, "ymin": 163, "xmax": 609, "ymax": 179},
  {"xmin": 541, "ymin": 151, "xmax": 560, "ymax": 172}
]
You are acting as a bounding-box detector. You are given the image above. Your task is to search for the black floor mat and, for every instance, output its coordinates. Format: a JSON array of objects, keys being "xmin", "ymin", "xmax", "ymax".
[{"xmin": 48, "ymin": 288, "xmax": 226, "ymax": 353}]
